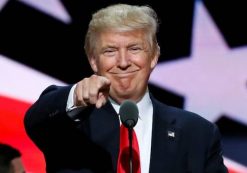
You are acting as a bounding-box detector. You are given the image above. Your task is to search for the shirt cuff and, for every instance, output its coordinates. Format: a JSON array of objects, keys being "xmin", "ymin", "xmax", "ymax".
[{"xmin": 66, "ymin": 84, "xmax": 84, "ymax": 119}]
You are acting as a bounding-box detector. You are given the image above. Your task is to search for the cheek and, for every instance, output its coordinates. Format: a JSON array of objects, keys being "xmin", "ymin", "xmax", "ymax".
[
  {"xmin": 97, "ymin": 57, "xmax": 115, "ymax": 72},
  {"xmin": 134, "ymin": 56, "xmax": 152, "ymax": 69}
]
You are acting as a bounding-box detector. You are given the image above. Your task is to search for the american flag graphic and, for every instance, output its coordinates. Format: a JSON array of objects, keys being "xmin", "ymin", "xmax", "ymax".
[{"xmin": 1, "ymin": 0, "xmax": 247, "ymax": 172}]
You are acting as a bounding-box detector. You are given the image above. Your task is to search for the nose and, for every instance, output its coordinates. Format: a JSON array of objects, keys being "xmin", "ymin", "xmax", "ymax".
[{"xmin": 118, "ymin": 49, "xmax": 130, "ymax": 69}]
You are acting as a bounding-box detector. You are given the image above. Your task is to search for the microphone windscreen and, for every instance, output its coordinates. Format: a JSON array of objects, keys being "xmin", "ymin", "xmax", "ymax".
[{"xmin": 119, "ymin": 100, "xmax": 139, "ymax": 128}]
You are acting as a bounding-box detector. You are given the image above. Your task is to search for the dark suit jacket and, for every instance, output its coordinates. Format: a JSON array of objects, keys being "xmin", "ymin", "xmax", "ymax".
[{"xmin": 24, "ymin": 85, "xmax": 228, "ymax": 173}]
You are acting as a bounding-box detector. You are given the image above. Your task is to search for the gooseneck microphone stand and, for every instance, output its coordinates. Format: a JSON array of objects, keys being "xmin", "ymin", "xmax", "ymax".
[
  {"xmin": 119, "ymin": 100, "xmax": 139, "ymax": 173},
  {"xmin": 128, "ymin": 127, "xmax": 133, "ymax": 173}
]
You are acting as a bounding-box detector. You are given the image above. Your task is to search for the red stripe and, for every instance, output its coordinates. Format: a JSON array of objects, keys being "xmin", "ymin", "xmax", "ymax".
[
  {"xmin": 228, "ymin": 168, "xmax": 241, "ymax": 173},
  {"xmin": 0, "ymin": 95, "xmax": 45, "ymax": 173}
]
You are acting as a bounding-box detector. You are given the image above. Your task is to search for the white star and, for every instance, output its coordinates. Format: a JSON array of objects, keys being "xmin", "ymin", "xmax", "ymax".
[
  {"xmin": 0, "ymin": 0, "xmax": 8, "ymax": 11},
  {"xmin": 0, "ymin": 0, "xmax": 71, "ymax": 24},
  {"xmin": 150, "ymin": 1, "xmax": 247, "ymax": 124}
]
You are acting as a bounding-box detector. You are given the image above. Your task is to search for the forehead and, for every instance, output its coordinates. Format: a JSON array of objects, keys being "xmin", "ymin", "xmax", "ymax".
[{"xmin": 98, "ymin": 29, "xmax": 148, "ymax": 46}]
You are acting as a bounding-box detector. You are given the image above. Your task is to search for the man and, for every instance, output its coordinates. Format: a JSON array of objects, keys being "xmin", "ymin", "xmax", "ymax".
[
  {"xmin": 0, "ymin": 143, "xmax": 25, "ymax": 173},
  {"xmin": 24, "ymin": 3, "xmax": 228, "ymax": 173}
]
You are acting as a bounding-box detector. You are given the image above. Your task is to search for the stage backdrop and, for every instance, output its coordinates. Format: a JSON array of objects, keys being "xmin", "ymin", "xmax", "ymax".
[{"xmin": 0, "ymin": 0, "xmax": 247, "ymax": 172}]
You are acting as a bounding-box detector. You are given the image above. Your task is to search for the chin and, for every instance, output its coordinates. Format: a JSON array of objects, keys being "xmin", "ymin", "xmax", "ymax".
[{"xmin": 111, "ymin": 88, "xmax": 132, "ymax": 99}]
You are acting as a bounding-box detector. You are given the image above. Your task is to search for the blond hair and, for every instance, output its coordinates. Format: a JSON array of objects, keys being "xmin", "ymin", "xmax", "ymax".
[{"xmin": 84, "ymin": 4, "xmax": 160, "ymax": 57}]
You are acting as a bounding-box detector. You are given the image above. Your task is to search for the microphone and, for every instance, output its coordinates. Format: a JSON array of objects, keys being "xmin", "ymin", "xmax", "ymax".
[
  {"xmin": 119, "ymin": 100, "xmax": 139, "ymax": 173},
  {"xmin": 119, "ymin": 100, "xmax": 139, "ymax": 128}
]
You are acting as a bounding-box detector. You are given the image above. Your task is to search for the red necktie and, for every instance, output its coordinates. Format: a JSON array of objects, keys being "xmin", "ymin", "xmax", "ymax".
[{"xmin": 117, "ymin": 124, "xmax": 141, "ymax": 173}]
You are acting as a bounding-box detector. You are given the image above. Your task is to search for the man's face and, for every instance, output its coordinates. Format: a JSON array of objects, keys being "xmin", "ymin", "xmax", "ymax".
[
  {"xmin": 89, "ymin": 29, "xmax": 158, "ymax": 103},
  {"xmin": 10, "ymin": 158, "xmax": 25, "ymax": 173}
]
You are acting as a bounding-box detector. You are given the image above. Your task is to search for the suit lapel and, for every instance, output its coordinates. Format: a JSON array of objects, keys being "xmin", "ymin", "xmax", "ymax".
[
  {"xmin": 89, "ymin": 101, "xmax": 120, "ymax": 172},
  {"xmin": 149, "ymin": 98, "xmax": 181, "ymax": 173}
]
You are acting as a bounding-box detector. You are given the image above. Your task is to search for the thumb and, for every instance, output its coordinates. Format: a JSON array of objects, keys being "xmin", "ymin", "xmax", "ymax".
[{"xmin": 95, "ymin": 91, "xmax": 109, "ymax": 108}]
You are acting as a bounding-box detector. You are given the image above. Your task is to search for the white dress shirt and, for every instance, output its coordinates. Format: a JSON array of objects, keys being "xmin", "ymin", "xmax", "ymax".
[
  {"xmin": 66, "ymin": 85, "xmax": 153, "ymax": 173},
  {"xmin": 109, "ymin": 91, "xmax": 153, "ymax": 173}
]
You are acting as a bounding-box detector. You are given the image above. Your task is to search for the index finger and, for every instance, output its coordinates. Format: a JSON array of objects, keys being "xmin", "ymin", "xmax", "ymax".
[{"xmin": 98, "ymin": 76, "xmax": 111, "ymax": 89}]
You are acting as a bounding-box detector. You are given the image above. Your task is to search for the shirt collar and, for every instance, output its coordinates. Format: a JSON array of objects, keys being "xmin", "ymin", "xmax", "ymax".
[{"xmin": 109, "ymin": 90, "xmax": 152, "ymax": 121}]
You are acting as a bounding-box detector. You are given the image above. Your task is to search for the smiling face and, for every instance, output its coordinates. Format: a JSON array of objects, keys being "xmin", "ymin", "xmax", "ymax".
[{"xmin": 89, "ymin": 29, "xmax": 159, "ymax": 104}]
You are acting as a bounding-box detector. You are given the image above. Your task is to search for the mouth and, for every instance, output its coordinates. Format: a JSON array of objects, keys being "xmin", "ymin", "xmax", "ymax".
[{"xmin": 109, "ymin": 70, "xmax": 138, "ymax": 77}]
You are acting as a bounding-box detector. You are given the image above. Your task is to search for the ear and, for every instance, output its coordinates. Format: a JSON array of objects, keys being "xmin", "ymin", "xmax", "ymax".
[
  {"xmin": 88, "ymin": 56, "xmax": 98, "ymax": 73},
  {"xmin": 150, "ymin": 45, "xmax": 160, "ymax": 69}
]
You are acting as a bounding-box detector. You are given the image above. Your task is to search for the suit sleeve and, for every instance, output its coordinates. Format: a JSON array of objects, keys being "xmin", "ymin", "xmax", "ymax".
[
  {"xmin": 24, "ymin": 85, "xmax": 76, "ymax": 151},
  {"xmin": 205, "ymin": 124, "xmax": 229, "ymax": 173}
]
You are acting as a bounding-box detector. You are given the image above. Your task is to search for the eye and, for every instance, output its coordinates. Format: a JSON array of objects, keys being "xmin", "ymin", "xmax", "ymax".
[
  {"xmin": 129, "ymin": 46, "xmax": 142, "ymax": 54},
  {"xmin": 103, "ymin": 48, "xmax": 117, "ymax": 56}
]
